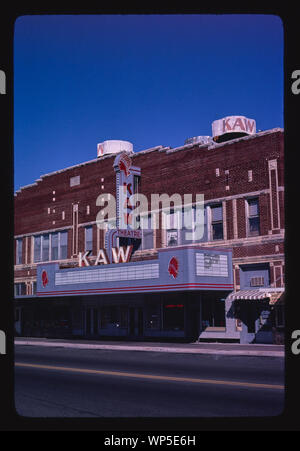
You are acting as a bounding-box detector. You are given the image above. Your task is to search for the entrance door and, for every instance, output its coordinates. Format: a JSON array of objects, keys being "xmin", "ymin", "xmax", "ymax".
[
  {"xmin": 129, "ymin": 308, "xmax": 144, "ymax": 337},
  {"xmin": 190, "ymin": 305, "xmax": 200, "ymax": 341},
  {"xmin": 86, "ymin": 309, "xmax": 92, "ymax": 335},
  {"xmin": 129, "ymin": 307, "xmax": 135, "ymax": 335},
  {"xmin": 138, "ymin": 308, "xmax": 143, "ymax": 336},
  {"xmin": 15, "ymin": 307, "xmax": 22, "ymax": 336},
  {"xmin": 93, "ymin": 308, "xmax": 98, "ymax": 335}
]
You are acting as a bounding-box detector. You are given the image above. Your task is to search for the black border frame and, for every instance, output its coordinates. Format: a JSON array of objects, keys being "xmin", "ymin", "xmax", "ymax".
[{"xmin": 1, "ymin": 6, "xmax": 299, "ymax": 432}]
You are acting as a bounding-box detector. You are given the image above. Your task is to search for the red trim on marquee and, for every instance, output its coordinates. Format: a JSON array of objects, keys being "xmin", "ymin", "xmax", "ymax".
[{"xmin": 36, "ymin": 282, "xmax": 234, "ymax": 296}]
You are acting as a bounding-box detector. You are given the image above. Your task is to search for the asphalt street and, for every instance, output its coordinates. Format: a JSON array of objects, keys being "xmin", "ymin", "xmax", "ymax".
[{"xmin": 14, "ymin": 344, "xmax": 285, "ymax": 418}]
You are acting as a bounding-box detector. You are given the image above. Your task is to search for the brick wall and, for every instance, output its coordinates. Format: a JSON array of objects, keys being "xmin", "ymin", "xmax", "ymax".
[{"xmin": 14, "ymin": 129, "xmax": 284, "ymax": 288}]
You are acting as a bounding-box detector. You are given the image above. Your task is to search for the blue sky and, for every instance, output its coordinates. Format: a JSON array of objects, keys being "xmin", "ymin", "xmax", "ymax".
[{"xmin": 14, "ymin": 14, "xmax": 284, "ymax": 191}]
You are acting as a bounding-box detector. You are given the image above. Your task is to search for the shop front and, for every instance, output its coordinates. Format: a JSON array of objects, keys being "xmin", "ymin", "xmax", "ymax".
[
  {"xmin": 15, "ymin": 245, "xmax": 236, "ymax": 341},
  {"xmin": 14, "ymin": 297, "xmax": 74, "ymax": 338},
  {"xmin": 79, "ymin": 290, "xmax": 232, "ymax": 341},
  {"xmin": 228, "ymin": 288, "xmax": 285, "ymax": 344}
]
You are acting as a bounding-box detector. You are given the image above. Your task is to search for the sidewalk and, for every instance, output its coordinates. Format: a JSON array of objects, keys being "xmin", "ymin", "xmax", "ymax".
[{"xmin": 14, "ymin": 337, "xmax": 285, "ymax": 357}]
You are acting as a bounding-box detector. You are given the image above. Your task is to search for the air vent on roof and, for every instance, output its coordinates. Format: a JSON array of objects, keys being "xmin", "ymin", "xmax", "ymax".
[{"xmin": 184, "ymin": 136, "xmax": 213, "ymax": 146}]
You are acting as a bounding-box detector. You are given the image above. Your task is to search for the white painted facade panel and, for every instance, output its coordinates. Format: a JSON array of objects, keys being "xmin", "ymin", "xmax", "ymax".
[
  {"xmin": 196, "ymin": 253, "xmax": 228, "ymax": 277},
  {"xmin": 55, "ymin": 263, "xmax": 160, "ymax": 285}
]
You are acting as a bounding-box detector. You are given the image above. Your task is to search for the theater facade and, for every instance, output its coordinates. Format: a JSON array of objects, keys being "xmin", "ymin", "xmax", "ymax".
[{"xmin": 14, "ymin": 116, "xmax": 285, "ymax": 344}]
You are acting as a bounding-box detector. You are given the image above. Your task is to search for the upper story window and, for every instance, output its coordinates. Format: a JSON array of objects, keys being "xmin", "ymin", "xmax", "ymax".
[
  {"xmin": 85, "ymin": 226, "xmax": 93, "ymax": 253},
  {"xmin": 140, "ymin": 214, "xmax": 154, "ymax": 250},
  {"xmin": 165, "ymin": 209, "xmax": 180, "ymax": 247},
  {"xmin": 33, "ymin": 231, "xmax": 68, "ymax": 262},
  {"xmin": 182, "ymin": 206, "xmax": 206, "ymax": 244},
  {"xmin": 133, "ymin": 175, "xmax": 140, "ymax": 195},
  {"xmin": 247, "ymin": 198, "xmax": 260, "ymax": 236},
  {"xmin": 32, "ymin": 281, "xmax": 37, "ymax": 295},
  {"xmin": 34, "ymin": 235, "xmax": 43, "ymax": 262},
  {"xmin": 164, "ymin": 206, "xmax": 207, "ymax": 247},
  {"xmin": 14, "ymin": 282, "xmax": 26, "ymax": 296},
  {"xmin": 51, "ymin": 231, "xmax": 68, "ymax": 260},
  {"xmin": 166, "ymin": 229, "xmax": 179, "ymax": 247},
  {"xmin": 210, "ymin": 204, "xmax": 223, "ymax": 240},
  {"xmin": 16, "ymin": 238, "xmax": 22, "ymax": 265},
  {"xmin": 42, "ymin": 233, "xmax": 50, "ymax": 261}
]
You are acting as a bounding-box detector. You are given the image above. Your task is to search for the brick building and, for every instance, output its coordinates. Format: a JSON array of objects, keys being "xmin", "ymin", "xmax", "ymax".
[{"xmin": 14, "ymin": 116, "xmax": 285, "ymax": 343}]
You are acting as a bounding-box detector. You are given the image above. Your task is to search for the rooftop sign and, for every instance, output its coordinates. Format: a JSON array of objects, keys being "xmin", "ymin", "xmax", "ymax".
[{"xmin": 212, "ymin": 116, "xmax": 256, "ymax": 140}]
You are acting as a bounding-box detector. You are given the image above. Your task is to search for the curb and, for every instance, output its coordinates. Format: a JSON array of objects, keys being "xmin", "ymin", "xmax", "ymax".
[{"xmin": 14, "ymin": 340, "xmax": 285, "ymax": 357}]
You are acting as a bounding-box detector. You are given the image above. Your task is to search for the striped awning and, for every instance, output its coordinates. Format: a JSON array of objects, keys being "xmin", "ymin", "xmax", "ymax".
[
  {"xmin": 269, "ymin": 291, "xmax": 284, "ymax": 305},
  {"xmin": 229, "ymin": 288, "xmax": 284, "ymax": 304}
]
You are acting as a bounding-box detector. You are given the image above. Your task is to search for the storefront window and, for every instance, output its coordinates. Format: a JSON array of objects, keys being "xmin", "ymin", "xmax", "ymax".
[
  {"xmin": 100, "ymin": 306, "xmax": 115, "ymax": 328},
  {"xmin": 145, "ymin": 303, "xmax": 160, "ymax": 330},
  {"xmin": 236, "ymin": 319, "xmax": 242, "ymax": 331},
  {"xmin": 15, "ymin": 309, "xmax": 20, "ymax": 322},
  {"xmin": 163, "ymin": 302, "xmax": 184, "ymax": 331},
  {"xmin": 201, "ymin": 296, "xmax": 225, "ymax": 329},
  {"xmin": 120, "ymin": 307, "xmax": 128, "ymax": 328},
  {"xmin": 233, "ymin": 302, "xmax": 242, "ymax": 331},
  {"xmin": 100, "ymin": 306, "xmax": 127, "ymax": 328},
  {"xmin": 275, "ymin": 305, "xmax": 284, "ymax": 327}
]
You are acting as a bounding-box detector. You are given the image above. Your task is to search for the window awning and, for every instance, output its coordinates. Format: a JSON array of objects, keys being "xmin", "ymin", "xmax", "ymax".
[{"xmin": 228, "ymin": 288, "xmax": 284, "ymax": 304}]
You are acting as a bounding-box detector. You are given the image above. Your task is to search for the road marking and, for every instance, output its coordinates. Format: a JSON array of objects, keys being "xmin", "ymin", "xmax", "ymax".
[{"xmin": 15, "ymin": 362, "xmax": 284, "ymax": 390}]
